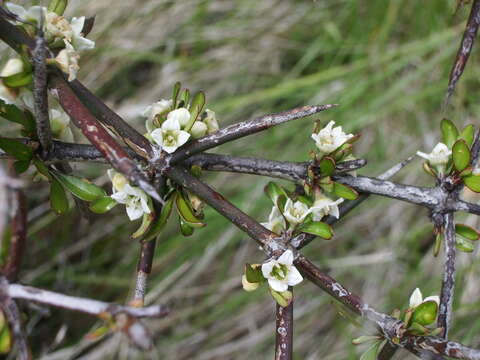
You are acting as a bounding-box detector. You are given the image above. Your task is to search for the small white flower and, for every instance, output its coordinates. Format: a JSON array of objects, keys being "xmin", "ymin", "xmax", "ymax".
[
  {"xmin": 409, "ymin": 288, "xmax": 440, "ymax": 309},
  {"xmin": 5, "ymin": 3, "xmax": 43, "ymax": 23},
  {"xmin": 204, "ymin": 109, "xmax": 219, "ymax": 134},
  {"xmin": 311, "ymin": 120, "xmax": 354, "ymax": 155},
  {"xmin": 55, "ymin": 41, "xmax": 80, "ymax": 81},
  {"xmin": 108, "ymin": 171, "xmax": 151, "ymax": 221},
  {"xmin": 416, "ymin": 143, "xmax": 452, "ymax": 166},
  {"xmin": 309, "ymin": 194, "xmax": 344, "ymax": 221},
  {"xmin": 261, "ymin": 206, "xmax": 286, "ymax": 235},
  {"xmin": 190, "ymin": 121, "xmax": 208, "ymax": 139},
  {"xmin": 142, "ymin": 99, "xmax": 173, "ymax": 132},
  {"xmin": 70, "ymin": 17, "xmax": 95, "ymax": 51},
  {"xmin": 50, "ymin": 109, "xmax": 73, "ymax": 142},
  {"xmin": 0, "ymin": 81, "xmax": 17, "ymax": 105},
  {"xmin": 261, "ymin": 250, "xmax": 303, "ymax": 292},
  {"xmin": 45, "ymin": 10, "xmax": 73, "ymax": 43},
  {"xmin": 150, "ymin": 117, "xmax": 190, "ymax": 153},
  {"xmin": 283, "ymin": 199, "xmax": 310, "ymax": 226},
  {"xmin": 167, "ymin": 108, "xmax": 191, "ymax": 128},
  {"xmin": 0, "ymin": 58, "xmax": 24, "ymax": 77}
]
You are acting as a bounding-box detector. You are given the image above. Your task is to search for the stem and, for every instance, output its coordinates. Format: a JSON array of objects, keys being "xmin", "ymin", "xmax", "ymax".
[
  {"xmin": 438, "ymin": 212, "xmax": 456, "ymax": 338},
  {"xmin": 275, "ymin": 289, "xmax": 293, "ymax": 360},
  {"xmin": 169, "ymin": 104, "xmax": 337, "ymax": 164}
]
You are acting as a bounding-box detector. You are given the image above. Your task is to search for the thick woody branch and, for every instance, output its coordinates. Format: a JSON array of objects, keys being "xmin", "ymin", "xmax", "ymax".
[
  {"xmin": 169, "ymin": 104, "xmax": 337, "ymax": 164},
  {"xmin": 49, "ymin": 75, "xmax": 162, "ymax": 203},
  {"xmin": 7, "ymin": 282, "xmax": 168, "ymax": 319},
  {"xmin": 275, "ymin": 289, "xmax": 293, "ymax": 360},
  {"xmin": 437, "ymin": 212, "xmax": 456, "ymax": 338}
]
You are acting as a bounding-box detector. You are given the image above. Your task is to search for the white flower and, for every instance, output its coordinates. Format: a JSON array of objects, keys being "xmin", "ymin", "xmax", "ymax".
[
  {"xmin": 261, "ymin": 250, "xmax": 303, "ymax": 292},
  {"xmin": 283, "ymin": 199, "xmax": 310, "ymax": 226},
  {"xmin": 311, "ymin": 120, "xmax": 354, "ymax": 155},
  {"xmin": 0, "ymin": 81, "xmax": 17, "ymax": 104},
  {"xmin": 261, "ymin": 206, "xmax": 286, "ymax": 235},
  {"xmin": 55, "ymin": 41, "xmax": 80, "ymax": 81},
  {"xmin": 70, "ymin": 17, "xmax": 95, "ymax": 51},
  {"xmin": 167, "ymin": 108, "xmax": 191, "ymax": 128},
  {"xmin": 409, "ymin": 288, "xmax": 440, "ymax": 309},
  {"xmin": 309, "ymin": 194, "xmax": 344, "ymax": 221},
  {"xmin": 204, "ymin": 109, "xmax": 219, "ymax": 134},
  {"xmin": 142, "ymin": 99, "xmax": 173, "ymax": 132},
  {"xmin": 108, "ymin": 170, "xmax": 151, "ymax": 221},
  {"xmin": 44, "ymin": 10, "xmax": 73, "ymax": 43},
  {"xmin": 5, "ymin": 3, "xmax": 43, "ymax": 23},
  {"xmin": 0, "ymin": 58, "xmax": 24, "ymax": 77},
  {"xmin": 150, "ymin": 117, "xmax": 190, "ymax": 153},
  {"xmin": 190, "ymin": 121, "xmax": 208, "ymax": 139},
  {"xmin": 50, "ymin": 109, "xmax": 73, "ymax": 142},
  {"xmin": 416, "ymin": 143, "xmax": 452, "ymax": 166}
]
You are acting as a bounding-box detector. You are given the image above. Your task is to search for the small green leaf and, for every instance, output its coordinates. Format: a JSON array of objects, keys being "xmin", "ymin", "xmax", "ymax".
[
  {"xmin": 51, "ymin": 170, "xmax": 106, "ymax": 201},
  {"xmin": 0, "ymin": 138, "xmax": 33, "ymax": 161},
  {"xmin": 175, "ymin": 192, "xmax": 205, "ymax": 227},
  {"xmin": 89, "ymin": 196, "xmax": 118, "ymax": 214},
  {"xmin": 13, "ymin": 160, "xmax": 30, "ymax": 174},
  {"xmin": 47, "ymin": 0, "xmax": 68, "ymax": 15},
  {"xmin": 459, "ymin": 166, "xmax": 473, "ymax": 178},
  {"xmin": 434, "ymin": 233, "xmax": 442, "ymax": 257},
  {"xmin": 319, "ymin": 156, "xmax": 336, "ymax": 176},
  {"xmin": 269, "ymin": 289, "xmax": 293, "ymax": 307},
  {"xmin": 245, "ymin": 264, "xmax": 265, "ymax": 283},
  {"xmin": 180, "ymin": 88, "xmax": 190, "ymax": 108},
  {"xmin": 32, "ymin": 158, "xmax": 51, "ymax": 179},
  {"xmin": 2, "ymin": 72, "xmax": 32, "ymax": 88},
  {"xmin": 298, "ymin": 221, "xmax": 333, "ymax": 239},
  {"xmin": 265, "ymin": 182, "xmax": 288, "ymax": 206},
  {"xmin": 464, "ymin": 174, "xmax": 480, "ymax": 192},
  {"xmin": 412, "ymin": 301, "xmax": 438, "ymax": 326},
  {"xmin": 142, "ymin": 194, "xmax": 175, "ymax": 242},
  {"xmin": 172, "ymin": 81, "xmax": 181, "ymax": 108},
  {"xmin": 0, "ymin": 104, "xmax": 36, "ymax": 132},
  {"xmin": 459, "ymin": 124, "xmax": 475, "ymax": 147},
  {"xmin": 0, "ymin": 327, "xmax": 11, "ymax": 354},
  {"xmin": 455, "ymin": 223, "xmax": 479, "ymax": 241},
  {"xmin": 333, "ymin": 143, "xmax": 353, "ymax": 162},
  {"xmin": 359, "ymin": 340, "xmax": 382, "ymax": 360},
  {"xmin": 456, "ymin": 236, "xmax": 475, "ymax": 253},
  {"xmin": 408, "ymin": 322, "xmax": 429, "ymax": 335},
  {"xmin": 452, "ymin": 139, "xmax": 471, "ymax": 172},
  {"xmin": 185, "ymin": 91, "xmax": 206, "ymax": 131},
  {"xmin": 132, "ymin": 211, "xmax": 155, "ymax": 239},
  {"xmin": 179, "ymin": 217, "xmax": 194, "ymax": 236},
  {"xmin": 333, "ymin": 182, "xmax": 358, "ymax": 200},
  {"xmin": 441, "ymin": 118, "xmax": 459, "ymax": 148},
  {"xmin": 50, "ymin": 177, "xmax": 69, "ymax": 214},
  {"xmin": 352, "ymin": 335, "xmax": 381, "ymax": 345}
]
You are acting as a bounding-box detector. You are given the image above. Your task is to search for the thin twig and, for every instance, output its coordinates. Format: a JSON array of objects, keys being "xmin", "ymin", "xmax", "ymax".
[
  {"xmin": 168, "ymin": 104, "xmax": 337, "ymax": 164},
  {"xmin": 275, "ymin": 289, "xmax": 293, "ymax": 360}
]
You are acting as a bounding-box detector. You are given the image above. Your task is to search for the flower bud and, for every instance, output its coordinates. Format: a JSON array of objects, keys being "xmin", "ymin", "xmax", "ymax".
[
  {"xmin": 204, "ymin": 109, "xmax": 219, "ymax": 134},
  {"xmin": 190, "ymin": 121, "xmax": 208, "ymax": 139},
  {"xmin": 242, "ymin": 275, "xmax": 260, "ymax": 292},
  {"xmin": 0, "ymin": 59, "xmax": 24, "ymax": 77}
]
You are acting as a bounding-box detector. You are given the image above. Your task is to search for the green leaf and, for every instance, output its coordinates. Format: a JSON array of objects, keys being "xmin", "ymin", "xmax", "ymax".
[
  {"xmin": 180, "ymin": 88, "xmax": 190, "ymax": 108},
  {"xmin": 408, "ymin": 322, "xmax": 429, "ymax": 335},
  {"xmin": 32, "ymin": 158, "xmax": 51, "ymax": 179},
  {"xmin": 172, "ymin": 81, "xmax": 181, "ymax": 108},
  {"xmin": 455, "ymin": 223, "xmax": 479, "ymax": 241},
  {"xmin": 175, "ymin": 192, "xmax": 205, "ymax": 227},
  {"xmin": 0, "ymin": 104, "xmax": 36, "ymax": 132},
  {"xmin": 464, "ymin": 174, "xmax": 480, "ymax": 192},
  {"xmin": 359, "ymin": 340, "xmax": 382, "ymax": 360},
  {"xmin": 142, "ymin": 194, "xmax": 174, "ymax": 242},
  {"xmin": 269, "ymin": 289, "xmax": 293, "ymax": 307},
  {"xmin": 265, "ymin": 182, "xmax": 288, "ymax": 206},
  {"xmin": 319, "ymin": 156, "xmax": 336, "ymax": 176},
  {"xmin": 48, "ymin": 0, "xmax": 68, "ymax": 15},
  {"xmin": 352, "ymin": 335, "xmax": 381, "ymax": 345},
  {"xmin": 333, "ymin": 182, "xmax": 358, "ymax": 200},
  {"xmin": 179, "ymin": 217, "xmax": 194, "ymax": 236},
  {"xmin": 245, "ymin": 264, "xmax": 265, "ymax": 283},
  {"xmin": 2, "ymin": 72, "xmax": 32, "ymax": 88},
  {"xmin": 0, "ymin": 138, "xmax": 33, "ymax": 161},
  {"xmin": 13, "ymin": 160, "xmax": 30, "ymax": 174},
  {"xmin": 50, "ymin": 177, "xmax": 69, "ymax": 214},
  {"xmin": 441, "ymin": 119, "xmax": 459, "ymax": 148},
  {"xmin": 89, "ymin": 196, "xmax": 118, "ymax": 214},
  {"xmin": 452, "ymin": 139, "xmax": 471, "ymax": 172},
  {"xmin": 51, "ymin": 170, "xmax": 106, "ymax": 201},
  {"xmin": 185, "ymin": 91, "xmax": 206, "ymax": 131},
  {"xmin": 459, "ymin": 124, "xmax": 475, "ymax": 147},
  {"xmin": 333, "ymin": 143, "xmax": 353, "ymax": 162},
  {"xmin": 0, "ymin": 320, "xmax": 11, "ymax": 354},
  {"xmin": 298, "ymin": 221, "xmax": 333, "ymax": 239},
  {"xmin": 132, "ymin": 211, "xmax": 155, "ymax": 239},
  {"xmin": 434, "ymin": 232, "xmax": 442, "ymax": 257},
  {"xmin": 456, "ymin": 236, "xmax": 475, "ymax": 253},
  {"xmin": 412, "ymin": 301, "xmax": 438, "ymax": 326}
]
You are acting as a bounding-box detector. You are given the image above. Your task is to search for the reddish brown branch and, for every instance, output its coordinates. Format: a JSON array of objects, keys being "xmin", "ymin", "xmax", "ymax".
[{"xmin": 275, "ymin": 289, "xmax": 294, "ymax": 360}]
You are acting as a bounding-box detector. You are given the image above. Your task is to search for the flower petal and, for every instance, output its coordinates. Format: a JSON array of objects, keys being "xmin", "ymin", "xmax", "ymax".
[
  {"xmin": 150, "ymin": 128, "xmax": 164, "ymax": 146},
  {"xmin": 268, "ymin": 278, "xmax": 288, "ymax": 292},
  {"xmin": 261, "ymin": 260, "xmax": 275, "ymax": 278},
  {"xmin": 278, "ymin": 250, "xmax": 294, "ymax": 266},
  {"xmin": 409, "ymin": 288, "xmax": 423, "ymax": 308},
  {"xmin": 286, "ymin": 266, "xmax": 303, "ymax": 286}
]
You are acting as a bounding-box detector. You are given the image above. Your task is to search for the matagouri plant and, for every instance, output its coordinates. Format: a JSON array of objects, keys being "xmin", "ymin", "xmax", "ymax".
[{"xmin": 0, "ymin": 1, "xmax": 480, "ymax": 359}]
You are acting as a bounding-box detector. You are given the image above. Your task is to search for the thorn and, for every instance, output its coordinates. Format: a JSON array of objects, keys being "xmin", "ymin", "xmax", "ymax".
[{"xmin": 137, "ymin": 179, "xmax": 165, "ymax": 205}]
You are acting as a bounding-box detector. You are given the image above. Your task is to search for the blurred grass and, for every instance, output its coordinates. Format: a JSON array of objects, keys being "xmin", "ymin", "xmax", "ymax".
[{"xmin": 4, "ymin": 0, "xmax": 480, "ymax": 359}]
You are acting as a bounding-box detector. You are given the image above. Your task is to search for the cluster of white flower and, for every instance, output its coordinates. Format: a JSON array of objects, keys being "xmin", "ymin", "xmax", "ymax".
[
  {"xmin": 142, "ymin": 99, "xmax": 219, "ymax": 154},
  {"xmin": 5, "ymin": 2, "xmax": 95, "ymax": 81},
  {"xmin": 417, "ymin": 142, "xmax": 452, "ymax": 173},
  {"xmin": 108, "ymin": 170, "xmax": 151, "ymax": 221}
]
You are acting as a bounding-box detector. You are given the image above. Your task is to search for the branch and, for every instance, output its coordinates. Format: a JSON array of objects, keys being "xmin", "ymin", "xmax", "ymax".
[
  {"xmin": 445, "ymin": 0, "xmax": 480, "ymax": 105},
  {"xmin": 275, "ymin": 289, "xmax": 293, "ymax": 360},
  {"xmin": 437, "ymin": 212, "xmax": 456, "ymax": 338},
  {"xmin": 49, "ymin": 75, "xmax": 163, "ymax": 204},
  {"xmin": 168, "ymin": 104, "xmax": 337, "ymax": 164}
]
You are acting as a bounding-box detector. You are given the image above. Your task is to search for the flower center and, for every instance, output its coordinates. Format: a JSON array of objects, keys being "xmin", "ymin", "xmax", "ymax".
[
  {"xmin": 164, "ymin": 132, "xmax": 177, "ymax": 146},
  {"xmin": 270, "ymin": 263, "xmax": 288, "ymax": 280}
]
